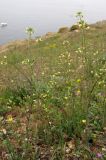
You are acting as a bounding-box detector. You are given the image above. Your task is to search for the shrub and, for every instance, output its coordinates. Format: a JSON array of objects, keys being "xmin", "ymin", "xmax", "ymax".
[
  {"xmin": 70, "ymin": 24, "xmax": 79, "ymax": 31},
  {"xmin": 70, "ymin": 23, "xmax": 88, "ymax": 31},
  {"xmin": 58, "ymin": 27, "xmax": 69, "ymax": 33}
]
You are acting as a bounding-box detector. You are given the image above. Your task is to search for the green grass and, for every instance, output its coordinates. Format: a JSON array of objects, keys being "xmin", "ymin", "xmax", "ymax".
[{"xmin": 0, "ymin": 21, "xmax": 106, "ymax": 159}]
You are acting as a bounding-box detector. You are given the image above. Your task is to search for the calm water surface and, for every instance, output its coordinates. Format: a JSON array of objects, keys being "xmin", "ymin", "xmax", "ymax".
[{"xmin": 0, "ymin": 0, "xmax": 106, "ymax": 44}]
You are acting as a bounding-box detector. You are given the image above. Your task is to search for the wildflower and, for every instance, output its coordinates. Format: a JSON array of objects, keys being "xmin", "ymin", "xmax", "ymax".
[
  {"xmin": 96, "ymin": 153, "xmax": 103, "ymax": 158},
  {"xmin": 98, "ymin": 81, "xmax": 102, "ymax": 85},
  {"xmin": 1, "ymin": 61, "xmax": 7, "ymax": 65},
  {"xmin": 11, "ymin": 80, "xmax": 14, "ymax": 83},
  {"xmin": 63, "ymin": 40, "xmax": 70, "ymax": 45},
  {"xmin": 1, "ymin": 61, "xmax": 3, "ymax": 65},
  {"xmin": 102, "ymin": 148, "xmax": 106, "ymax": 152},
  {"xmin": 2, "ymin": 128, "xmax": 7, "ymax": 135},
  {"xmin": 103, "ymin": 127, "xmax": 106, "ymax": 131},
  {"xmin": 78, "ymin": 48, "xmax": 82, "ymax": 53},
  {"xmin": 57, "ymin": 72, "xmax": 61, "ymax": 75},
  {"xmin": 42, "ymin": 72, "xmax": 45, "ymax": 75},
  {"xmin": 6, "ymin": 115, "xmax": 13, "ymax": 123},
  {"xmin": 76, "ymin": 79, "xmax": 81, "ymax": 83},
  {"xmin": 49, "ymin": 122, "xmax": 52, "ymax": 125},
  {"xmin": 64, "ymin": 97, "xmax": 68, "ymax": 100},
  {"xmin": 25, "ymin": 138, "xmax": 28, "ymax": 141},
  {"xmin": 38, "ymin": 38, "xmax": 42, "ymax": 42},
  {"xmin": 42, "ymin": 94, "xmax": 47, "ymax": 98},
  {"xmin": 86, "ymin": 26, "xmax": 90, "ymax": 30},
  {"xmin": 4, "ymin": 56, "xmax": 7, "ymax": 59},
  {"xmin": 52, "ymin": 74, "xmax": 55, "ymax": 78},
  {"xmin": 91, "ymin": 71, "xmax": 93, "ymax": 74},
  {"xmin": 76, "ymin": 89, "xmax": 81, "ymax": 96},
  {"xmin": 22, "ymin": 59, "xmax": 30, "ymax": 65},
  {"xmin": 97, "ymin": 93, "xmax": 102, "ymax": 97},
  {"xmin": 95, "ymin": 73, "xmax": 99, "ymax": 77},
  {"xmin": 25, "ymin": 27, "xmax": 34, "ymax": 39},
  {"xmin": 82, "ymin": 120, "xmax": 86, "ymax": 124}
]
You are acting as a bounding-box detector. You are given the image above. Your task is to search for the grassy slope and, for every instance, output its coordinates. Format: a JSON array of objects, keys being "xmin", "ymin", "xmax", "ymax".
[
  {"xmin": 0, "ymin": 23, "xmax": 106, "ymax": 88},
  {"xmin": 0, "ymin": 22, "xmax": 106, "ymax": 159}
]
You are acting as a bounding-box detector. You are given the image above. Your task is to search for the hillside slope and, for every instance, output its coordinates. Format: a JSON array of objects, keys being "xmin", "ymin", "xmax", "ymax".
[{"xmin": 0, "ymin": 21, "xmax": 106, "ymax": 159}]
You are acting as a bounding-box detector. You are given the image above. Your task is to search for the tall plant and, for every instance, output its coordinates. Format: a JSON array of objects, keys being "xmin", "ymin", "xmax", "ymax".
[{"xmin": 26, "ymin": 27, "xmax": 35, "ymax": 40}]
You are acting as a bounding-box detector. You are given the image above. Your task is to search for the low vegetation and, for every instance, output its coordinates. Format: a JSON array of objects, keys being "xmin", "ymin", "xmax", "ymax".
[
  {"xmin": 0, "ymin": 12, "xmax": 106, "ymax": 160},
  {"xmin": 58, "ymin": 27, "xmax": 69, "ymax": 33}
]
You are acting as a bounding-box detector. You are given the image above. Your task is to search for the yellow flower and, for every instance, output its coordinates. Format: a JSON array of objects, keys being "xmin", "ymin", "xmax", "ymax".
[
  {"xmin": 76, "ymin": 89, "xmax": 81, "ymax": 96},
  {"xmin": 42, "ymin": 94, "xmax": 47, "ymax": 98},
  {"xmin": 4, "ymin": 56, "xmax": 7, "ymax": 59},
  {"xmin": 86, "ymin": 26, "xmax": 90, "ymax": 30},
  {"xmin": 7, "ymin": 115, "xmax": 13, "ymax": 123},
  {"xmin": 42, "ymin": 72, "xmax": 45, "ymax": 75},
  {"xmin": 76, "ymin": 79, "xmax": 81, "ymax": 83},
  {"xmin": 82, "ymin": 120, "xmax": 86, "ymax": 124},
  {"xmin": 64, "ymin": 97, "xmax": 68, "ymax": 100}
]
